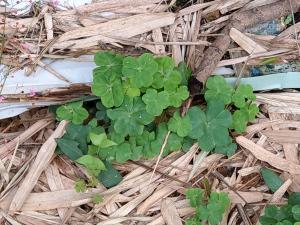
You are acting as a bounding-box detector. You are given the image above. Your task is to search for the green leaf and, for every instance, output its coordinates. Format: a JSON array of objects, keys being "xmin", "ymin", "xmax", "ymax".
[
  {"xmin": 177, "ymin": 61, "xmax": 192, "ymax": 86},
  {"xmin": 261, "ymin": 168, "xmax": 284, "ymax": 193},
  {"xmin": 94, "ymin": 51, "xmax": 123, "ymax": 75},
  {"xmin": 92, "ymin": 194, "xmax": 103, "ymax": 204},
  {"xmin": 76, "ymin": 155, "xmax": 106, "ymax": 177},
  {"xmin": 136, "ymin": 130, "xmax": 156, "ymax": 159},
  {"xmin": 182, "ymin": 137, "xmax": 195, "ymax": 153},
  {"xmin": 88, "ymin": 118, "xmax": 98, "ymax": 128},
  {"xmin": 168, "ymin": 86, "xmax": 189, "ymax": 107},
  {"xmin": 232, "ymin": 84, "xmax": 256, "ymax": 108},
  {"xmin": 115, "ymin": 143, "xmax": 132, "ymax": 163},
  {"xmin": 107, "ymin": 96, "xmax": 154, "ymax": 137},
  {"xmin": 187, "ymin": 106, "xmax": 205, "ymax": 139},
  {"xmin": 142, "ymin": 89, "xmax": 169, "ymax": 116},
  {"xmin": 89, "ymin": 132, "xmax": 116, "ymax": 148},
  {"xmin": 56, "ymin": 138, "xmax": 83, "ymax": 160},
  {"xmin": 186, "ymin": 216, "xmax": 200, "ymax": 225},
  {"xmin": 107, "ymin": 127, "xmax": 125, "ymax": 144},
  {"xmin": 150, "ymin": 123, "xmax": 183, "ymax": 157},
  {"xmin": 188, "ymin": 101, "xmax": 232, "ymax": 152},
  {"xmin": 63, "ymin": 123, "xmax": 90, "ymax": 154},
  {"xmin": 214, "ymin": 140, "xmax": 237, "ymax": 157},
  {"xmin": 292, "ymin": 205, "xmax": 300, "ymax": 221},
  {"xmin": 232, "ymin": 110, "xmax": 248, "ymax": 133},
  {"xmin": 202, "ymin": 192, "xmax": 230, "ymax": 225},
  {"xmin": 95, "ymin": 102, "xmax": 109, "ymax": 122},
  {"xmin": 265, "ymin": 205, "xmax": 279, "ymax": 218},
  {"xmin": 167, "ymin": 111, "xmax": 192, "ymax": 137},
  {"xmin": 205, "ymin": 76, "xmax": 234, "ymax": 104},
  {"xmin": 74, "ymin": 179, "xmax": 86, "ymax": 192},
  {"xmin": 152, "ymin": 56, "xmax": 182, "ymax": 91},
  {"xmin": 98, "ymin": 160, "xmax": 122, "ymax": 188},
  {"xmin": 260, "ymin": 216, "xmax": 278, "ymax": 225},
  {"xmin": 232, "ymin": 103, "xmax": 259, "ymax": 133},
  {"xmin": 289, "ymin": 193, "xmax": 300, "ymax": 206},
  {"xmin": 186, "ymin": 188, "xmax": 204, "ymax": 208},
  {"xmin": 56, "ymin": 101, "xmax": 89, "ymax": 125},
  {"xmin": 122, "ymin": 53, "xmax": 158, "ymax": 88},
  {"xmin": 92, "ymin": 72, "xmax": 124, "ymax": 108}
]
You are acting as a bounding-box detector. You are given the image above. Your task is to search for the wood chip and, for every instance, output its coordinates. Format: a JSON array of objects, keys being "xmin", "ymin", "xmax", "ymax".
[
  {"xmin": 161, "ymin": 198, "xmax": 183, "ymax": 225},
  {"xmin": 262, "ymin": 130, "xmax": 300, "ymax": 144},
  {"xmin": 236, "ymin": 136, "xmax": 300, "ymax": 175},
  {"xmin": 9, "ymin": 121, "xmax": 68, "ymax": 212},
  {"xmin": 230, "ymin": 28, "xmax": 267, "ymax": 54}
]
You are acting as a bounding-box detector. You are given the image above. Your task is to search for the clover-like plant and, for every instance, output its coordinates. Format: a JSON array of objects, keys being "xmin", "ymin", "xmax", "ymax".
[{"xmin": 186, "ymin": 188, "xmax": 230, "ymax": 225}]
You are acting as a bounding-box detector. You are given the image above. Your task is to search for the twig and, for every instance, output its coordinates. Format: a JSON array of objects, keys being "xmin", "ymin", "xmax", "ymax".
[
  {"xmin": 149, "ymin": 131, "xmax": 171, "ymax": 184},
  {"xmin": 130, "ymin": 160, "xmax": 192, "ymax": 187},
  {"xmin": 211, "ymin": 170, "xmax": 248, "ymax": 204}
]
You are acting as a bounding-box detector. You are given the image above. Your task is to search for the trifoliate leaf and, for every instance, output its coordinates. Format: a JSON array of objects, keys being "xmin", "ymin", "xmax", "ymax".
[
  {"xmin": 168, "ymin": 111, "xmax": 192, "ymax": 137},
  {"xmin": 94, "ymin": 51, "xmax": 123, "ymax": 75},
  {"xmin": 292, "ymin": 205, "xmax": 300, "ymax": 221},
  {"xmin": 177, "ymin": 61, "xmax": 192, "ymax": 86},
  {"xmin": 289, "ymin": 193, "xmax": 300, "ymax": 206},
  {"xmin": 89, "ymin": 132, "xmax": 116, "ymax": 148},
  {"xmin": 122, "ymin": 79, "xmax": 141, "ymax": 97},
  {"xmin": 92, "ymin": 72, "xmax": 124, "ymax": 108},
  {"xmin": 214, "ymin": 140, "xmax": 237, "ymax": 157},
  {"xmin": 186, "ymin": 188, "xmax": 204, "ymax": 208},
  {"xmin": 152, "ymin": 56, "xmax": 182, "ymax": 90},
  {"xmin": 107, "ymin": 96, "xmax": 154, "ymax": 137},
  {"xmin": 205, "ymin": 76, "xmax": 234, "ymax": 104},
  {"xmin": 168, "ymin": 86, "xmax": 189, "ymax": 107},
  {"xmin": 92, "ymin": 194, "xmax": 103, "ymax": 204},
  {"xmin": 95, "ymin": 102, "xmax": 109, "ymax": 122},
  {"xmin": 98, "ymin": 160, "xmax": 122, "ymax": 188},
  {"xmin": 187, "ymin": 106, "xmax": 205, "ymax": 139},
  {"xmin": 122, "ymin": 53, "xmax": 158, "ymax": 88},
  {"xmin": 107, "ymin": 129, "xmax": 125, "ymax": 145},
  {"xmin": 232, "ymin": 84, "xmax": 256, "ymax": 108},
  {"xmin": 63, "ymin": 123, "xmax": 90, "ymax": 154},
  {"xmin": 76, "ymin": 155, "xmax": 106, "ymax": 177},
  {"xmin": 136, "ymin": 131, "xmax": 156, "ymax": 159},
  {"xmin": 182, "ymin": 137, "xmax": 195, "ymax": 153},
  {"xmin": 261, "ymin": 168, "xmax": 284, "ymax": 193},
  {"xmin": 56, "ymin": 101, "xmax": 89, "ymax": 125},
  {"xmin": 232, "ymin": 103, "xmax": 259, "ymax": 133},
  {"xmin": 56, "ymin": 138, "xmax": 83, "ymax": 160},
  {"xmin": 232, "ymin": 110, "xmax": 248, "ymax": 133},
  {"xmin": 74, "ymin": 179, "xmax": 86, "ymax": 192},
  {"xmin": 241, "ymin": 103, "xmax": 259, "ymax": 121},
  {"xmin": 115, "ymin": 142, "xmax": 132, "ymax": 163},
  {"xmin": 186, "ymin": 216, "xmax": 200, "ymax": 225},
  {"xmin": 142, "ymin": 89, "xmax": 169, "ymax": 116},
  {"xmin": 188, "ymin": 101, "xmax": 232, "ymax": 152},
  {"xmin": 201, "ymin": 192, "xmax": 230, "ymax": 225}
]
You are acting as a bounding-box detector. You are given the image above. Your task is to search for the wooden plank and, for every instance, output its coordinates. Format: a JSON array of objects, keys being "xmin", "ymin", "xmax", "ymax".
[{"xmin": 9, "ymin": 121, "xmax": 68, "ymax": 212}]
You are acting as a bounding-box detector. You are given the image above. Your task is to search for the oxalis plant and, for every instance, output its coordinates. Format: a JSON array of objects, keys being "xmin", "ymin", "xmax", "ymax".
[
  {"xmin": 54, "ymin": 51, "xmax": 258, "ymax": 192},
  {"xmin": 186, "ymin": 188, "xmax": 231, "ymax": 225},
  {"xmin": 260, "ymin": 193, "xmax": 300, "ymax": 225}
]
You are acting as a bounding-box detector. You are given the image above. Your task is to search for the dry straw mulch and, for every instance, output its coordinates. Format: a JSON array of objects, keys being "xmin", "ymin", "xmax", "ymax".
[{"xmin": 1, "ymin": 0, "xmax": 300, "ymax": 225}]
